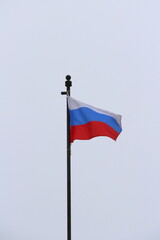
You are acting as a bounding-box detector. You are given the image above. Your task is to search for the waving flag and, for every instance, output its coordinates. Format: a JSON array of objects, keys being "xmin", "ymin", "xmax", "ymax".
[{"xmin": 68, "ymin": 97, "xmax": 122, "ymax": 143}]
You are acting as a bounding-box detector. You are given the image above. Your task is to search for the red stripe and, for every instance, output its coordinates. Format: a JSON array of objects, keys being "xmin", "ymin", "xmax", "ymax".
[{"xmin": 70, "ymin": 121, "xmax": 120, "ymax": 143}]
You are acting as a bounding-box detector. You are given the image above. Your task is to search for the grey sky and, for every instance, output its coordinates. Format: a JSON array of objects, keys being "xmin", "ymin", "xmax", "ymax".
[{"xmin": 1, "ymin": 0, "xmax": 160, "ymax": 239}]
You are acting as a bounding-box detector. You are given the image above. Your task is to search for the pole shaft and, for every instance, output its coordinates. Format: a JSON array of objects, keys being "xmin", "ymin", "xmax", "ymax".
[
  {"xmin": 65, "ymin": 75, "xmax": 72, "ymax": 240},
  {"xmin": 61, "ymin": 75, "xmax": 72, "ymax": 240},
  {"xmin": 67, "ymin": 97, "xmax": 71, "ymax": 240}
]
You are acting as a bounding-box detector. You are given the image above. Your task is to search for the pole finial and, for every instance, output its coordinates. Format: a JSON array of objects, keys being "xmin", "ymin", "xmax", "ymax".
[
  {"xmin": 65, "ymin": 75, "xmax": 72, "ymax": 90},
  {"xmin": 61, "ymin": 75, "xmax": 72, "ymax": 95},
  {"xmin": 66, "ymin": 75, "xmax": 71, "ymax": 81}
]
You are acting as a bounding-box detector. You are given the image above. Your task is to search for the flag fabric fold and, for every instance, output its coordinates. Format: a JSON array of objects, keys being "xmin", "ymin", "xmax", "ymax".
[{"xmin": 68, "ymin": 97, "xmax": 122, "ymax": 143}]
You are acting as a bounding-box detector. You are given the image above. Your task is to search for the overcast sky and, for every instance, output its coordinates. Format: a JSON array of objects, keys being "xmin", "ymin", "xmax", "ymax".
[{"xmin": 1, "ymin": 0, "xmax": 160, "ymax": 239}]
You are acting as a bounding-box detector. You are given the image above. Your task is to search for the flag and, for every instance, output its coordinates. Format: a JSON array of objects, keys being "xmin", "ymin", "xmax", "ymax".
[{"xmin": 68, "ymin": 97, "xmax": 122, "ymax": 143}]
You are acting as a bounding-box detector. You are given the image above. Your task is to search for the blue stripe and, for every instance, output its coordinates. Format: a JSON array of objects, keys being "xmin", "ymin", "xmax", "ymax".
[{"xmin": 69, "ymin": 107, "xmax": 122, "ymax": 133}]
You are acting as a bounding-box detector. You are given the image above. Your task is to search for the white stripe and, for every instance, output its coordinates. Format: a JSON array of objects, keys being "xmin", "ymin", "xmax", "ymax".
[{"xmin": 67, "ymin": 96, "xmax": 122, "ymax": 128}]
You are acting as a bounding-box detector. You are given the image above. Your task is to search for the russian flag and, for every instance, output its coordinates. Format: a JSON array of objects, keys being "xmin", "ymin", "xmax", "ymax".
[{"xmin": 68, "ymin": 97, "xmax": 122, "ymax": 143}]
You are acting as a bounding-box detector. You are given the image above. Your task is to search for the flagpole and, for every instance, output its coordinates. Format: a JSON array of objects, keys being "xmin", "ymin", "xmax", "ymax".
[{"xmin": 61, "ymin": 75, "xmax": 72, "ymax": 240}]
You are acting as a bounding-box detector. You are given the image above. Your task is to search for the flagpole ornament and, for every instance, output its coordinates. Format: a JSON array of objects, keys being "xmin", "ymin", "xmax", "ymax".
[{"xmin": 61, "ymin": 75, "xmax": 72, "ymax": 96}]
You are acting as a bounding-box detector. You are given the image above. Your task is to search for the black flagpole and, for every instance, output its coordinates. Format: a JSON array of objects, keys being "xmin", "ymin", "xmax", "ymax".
[{"xmin": 61, "ymin": 75, "xmax": 72, "ymax": 240}]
